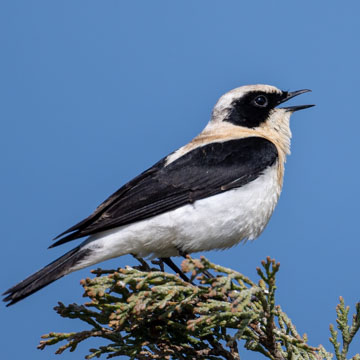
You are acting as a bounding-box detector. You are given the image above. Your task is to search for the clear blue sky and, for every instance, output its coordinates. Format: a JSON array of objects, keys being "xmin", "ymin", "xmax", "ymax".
[{"xmin": 1, "ymin": 1, "xmax": 360, "ymax": 359}]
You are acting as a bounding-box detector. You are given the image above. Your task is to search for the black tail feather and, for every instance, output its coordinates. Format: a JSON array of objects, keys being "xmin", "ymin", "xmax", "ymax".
[{"xmin": 3, "ymin": 246, "xmax": 92, "ymax": 306}]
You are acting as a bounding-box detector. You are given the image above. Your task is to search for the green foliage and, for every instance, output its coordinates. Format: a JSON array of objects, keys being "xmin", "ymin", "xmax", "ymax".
[
  {"xmin": 38, "ymin": 256, "xmax": 360, "ymax": 360},
  {"xmin": 329, "ymin": 297, "xmax": 360, "ymax": 360}
]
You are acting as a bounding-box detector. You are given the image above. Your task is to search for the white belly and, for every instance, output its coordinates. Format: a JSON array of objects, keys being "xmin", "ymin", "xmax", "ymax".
[{"xmin": 76, "ymin": 163, "xmax": 281, "ymax": 269}]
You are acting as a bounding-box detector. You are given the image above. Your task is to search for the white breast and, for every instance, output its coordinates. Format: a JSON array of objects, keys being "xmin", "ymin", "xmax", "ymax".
[{"xmin": 75, "ymin": 162, "xmax": 281, "ymax": 270}]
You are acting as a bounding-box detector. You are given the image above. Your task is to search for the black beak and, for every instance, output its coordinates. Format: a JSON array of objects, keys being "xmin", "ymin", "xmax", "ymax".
[{"xmin": 278, "ymin": 89, "xmax": 315, "ymax": 112}]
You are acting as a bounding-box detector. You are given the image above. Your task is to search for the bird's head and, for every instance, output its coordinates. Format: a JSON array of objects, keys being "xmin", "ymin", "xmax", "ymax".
[{"xmin": 210, "ymin": 84, "xmax": 314, "ymax": 130}]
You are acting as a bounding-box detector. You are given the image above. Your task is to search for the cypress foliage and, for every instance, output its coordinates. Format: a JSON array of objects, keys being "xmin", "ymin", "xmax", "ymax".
[{"xmin": 38, "ymin": 256, "xmax": 360, "ymax": 360}]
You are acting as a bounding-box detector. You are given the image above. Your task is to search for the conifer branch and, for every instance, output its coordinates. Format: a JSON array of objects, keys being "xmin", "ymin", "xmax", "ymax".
[
  {"xmin": 329, "ymin": 297, "xmax": 360, "ymax": 360},
  {"xmin": 37, "ymin": 256, "xmax": 359, "ymax": 359}
]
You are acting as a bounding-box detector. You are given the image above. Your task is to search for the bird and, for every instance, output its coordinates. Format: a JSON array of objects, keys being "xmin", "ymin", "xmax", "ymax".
[{"xmin": 3, "ymin": 84, "xmax": 314, "ymax": 306}]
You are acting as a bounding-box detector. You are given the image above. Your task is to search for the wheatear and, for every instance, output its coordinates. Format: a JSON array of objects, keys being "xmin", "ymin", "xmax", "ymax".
[{"xmin": 3, "ymin": 84, "xmax": 314, "ymax": 305}]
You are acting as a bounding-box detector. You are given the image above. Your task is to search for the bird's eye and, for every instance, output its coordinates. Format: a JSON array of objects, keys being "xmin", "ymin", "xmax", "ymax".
[{"xmin": 253, "ymin": 95, "xmax": 268, "ymax": 107}]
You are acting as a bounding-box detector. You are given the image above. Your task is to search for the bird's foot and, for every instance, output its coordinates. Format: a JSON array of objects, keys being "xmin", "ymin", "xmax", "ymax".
[
  {"xmin": 131, "ymin": 254, "xmax": 152, "ymax": 272},
  {"xmin": 151, "ymin": 258, "xmax": 165, "ymax": 272}
]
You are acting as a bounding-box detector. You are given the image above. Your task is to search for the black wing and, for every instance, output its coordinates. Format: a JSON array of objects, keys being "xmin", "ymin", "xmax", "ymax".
[{"xmin": 51, "ymin": 137, "xmax": 278, "ymax": 247}]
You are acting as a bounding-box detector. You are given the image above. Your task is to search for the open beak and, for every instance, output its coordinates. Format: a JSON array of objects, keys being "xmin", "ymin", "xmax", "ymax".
[{"xmin": 278, "ymin": 89, "xmax": 315, "ymax": 112}]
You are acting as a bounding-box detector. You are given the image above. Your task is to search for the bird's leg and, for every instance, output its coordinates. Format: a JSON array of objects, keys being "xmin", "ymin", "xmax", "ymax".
[
  {"xmin": 131, "ymin": 254, "xmax": 151, "ymax": 271},
  {"xmin": 151, "ymin": 258, "xmax": 165, "ymax": 272},
  {"xmin": 160, "ymin": 257, "xmax": 191, "ymax": 283},
  {"xmin": 177, "ymin": 248, "xmax": 188, "ymax": 258},
  {"xmin": 176, "ymin": 248, "xmax": 215, "ymax": 279},
  {"xmin": 132, "ymin": 254, "xmax": 166, "ymax": 273}
]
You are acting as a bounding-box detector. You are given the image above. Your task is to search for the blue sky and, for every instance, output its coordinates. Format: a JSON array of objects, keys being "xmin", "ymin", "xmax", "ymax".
[{"xmin": 1, "ymin": 1, "xmax": 360, "ymax": 359}]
